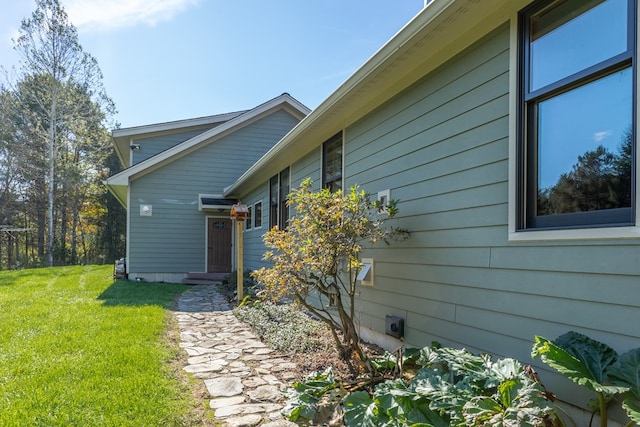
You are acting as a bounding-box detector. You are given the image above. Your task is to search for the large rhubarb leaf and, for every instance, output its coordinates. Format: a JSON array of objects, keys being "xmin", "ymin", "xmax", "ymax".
[
  {"xmin": 554, "ymin": 332, "xmax": 618, "ymax": 386},
  {"xmin": 621, "ymin": 399, "xmax": 640, "ymax": 424},
  {"xmin": 608, "ymin": 348, "xmax": 640, "ymax": 399},
  {"xmin": 342, "ymin": 391, "xmax": 387, "ymax": 427},
  {"xmin": 532, "ymin": 335, "xmax": 628, "ymax": 395},
  {"xmin": 342, "ymin": 381, "xmax": 449, "ymax": 427},
  {"xmin": 608, "ymin": 348, "xmax": 640, "ymax": 423}
]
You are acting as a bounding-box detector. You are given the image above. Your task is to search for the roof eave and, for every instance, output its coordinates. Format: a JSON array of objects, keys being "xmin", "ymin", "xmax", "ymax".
[
  {"xmin": 224, "ymin": 0, "xmax": 514, "ymax": 197},
  {"xmin": 106, "ymin": 93, "xmax": 310, "ymax": 198},
  {"xmin": 110, "ymin": 110, "xmax": 250, "ymax": 169},
  {"xmin": 105, "ymin": 182, "xmax": 128, "ymax": 208}
]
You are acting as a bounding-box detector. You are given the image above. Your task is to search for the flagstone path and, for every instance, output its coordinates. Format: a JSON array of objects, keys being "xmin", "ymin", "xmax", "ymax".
[{"xmin": 174, "ymin": 285, "xmax": 298, "ymax": 427}]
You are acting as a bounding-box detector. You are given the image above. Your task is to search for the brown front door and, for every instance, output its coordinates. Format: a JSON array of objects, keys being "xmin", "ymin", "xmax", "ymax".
[{"xmin": 207, "ymin": 218, "xmax": 232, "ymax": 272}]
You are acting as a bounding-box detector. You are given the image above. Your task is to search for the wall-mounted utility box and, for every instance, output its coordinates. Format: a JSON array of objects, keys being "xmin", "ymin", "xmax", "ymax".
[{"xmin": 385, "ymin": 315, "xmax": 404, "ymax": 338}]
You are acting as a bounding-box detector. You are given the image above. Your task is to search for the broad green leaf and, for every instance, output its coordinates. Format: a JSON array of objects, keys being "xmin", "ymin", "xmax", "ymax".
[
  {"xmin": 403, "ymin": 347, "xmax": 423, "ymax": 365},
  {"xmin": 484, "ymin": 358, "xmax": 524, "ymax": 390},
  {"xmin": 411, "ymin": 368, "xmax": 468, "ymax": 423},
  {"xmin": 532, "ymin": 335, "xmax": 627, "ymax": 395},
  {"xmin": 404, "ymin": 402, "xmax": 449, "ymax": 427},
  {"xmin": 369, "ymin": 378, "xmax": 449, "ymax": 427},
  {"xmin": 375, "ymin": 379, "xmax": 416, "ymax": 417},
  {"xmin": 554, "ymin": 331, "xmax": 618, "ymax": 385},
  {"xmin": 370, "ymin": 352, "xmax": 398, "ymax": 372},
  {"xmin": 342, "ymin": 391, "xmax": 371, "ymax": 426},
  {"xmin": 608, "ymin": 348, "xmax": 640, "ymax": 399},
  {"xmin": 621, "ymin": 398, "xmax": 640, "ymax": 424},
  {"xmin": 463, "ymin": 396, "xmax": 503, "ymax": 425},
  {"xmin": 343, "ymin": 391, "xmax": 390, "ymax": 427},
  {"xmin": 431, "ymin": 347, "xmax": 486, "ymax": 376},
  {"xmin": 464, "ymin": 379, "xmax": 551, "ymax": 427},
  {"xmin": 499, "ymin": 379, "xmax": 519, "ymax": 408}
]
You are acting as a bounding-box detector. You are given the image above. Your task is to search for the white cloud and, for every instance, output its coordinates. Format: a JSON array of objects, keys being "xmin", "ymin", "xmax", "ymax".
[
  {"xmin": 63, "ymin": 0, "xmax": 199, "ymax": 31},
  {"xmin": 593, "ymin": 130, "xmax": 613, "ymax": 143}
]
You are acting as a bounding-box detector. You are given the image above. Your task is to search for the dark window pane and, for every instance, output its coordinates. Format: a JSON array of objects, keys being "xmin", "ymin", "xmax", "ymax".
[
  {"xmin": 530, "ymin": 0, "xmax": 627, "ymax": 91},
  {"xmin": 279, "ymin": 168, "xmax": 290, "ymax": 228},
  {"xmin": 269, "ymin": 175, "xmax": 278, "ymax": 229},
  {"xmin": 322, "ymin": 133, "xmax": 343, "ymax": 191},
  {"xmin": 536, "ymin": 67, "xmax": 632, "ymax": 216},
  {"xmin": 255, "ymin": 202, "xmax": 262, "ymax": 228},
  {"xmin": 245, "ymin": 206, "xmax": 252, "ymax": 230}
]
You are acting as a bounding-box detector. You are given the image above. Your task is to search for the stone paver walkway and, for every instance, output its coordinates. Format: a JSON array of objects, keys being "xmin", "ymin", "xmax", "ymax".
[{"xmin": 174, "ymin": 285, "xmax": 298, "ymax": 427}]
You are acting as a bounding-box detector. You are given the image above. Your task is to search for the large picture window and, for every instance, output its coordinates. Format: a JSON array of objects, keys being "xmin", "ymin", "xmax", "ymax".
[
  {"xmin": 322, "ymin": 132, "xmax": 343, "ymax": 192},
  {"xmin": 518, "ymin": 0, "xmax": 635, "ymax": 230}
]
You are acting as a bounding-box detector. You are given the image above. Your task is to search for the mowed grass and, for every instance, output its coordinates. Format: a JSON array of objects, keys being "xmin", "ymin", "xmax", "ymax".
[{"xmin": 0, "ymin": 265, "xmax": 202, "ymax": 426}]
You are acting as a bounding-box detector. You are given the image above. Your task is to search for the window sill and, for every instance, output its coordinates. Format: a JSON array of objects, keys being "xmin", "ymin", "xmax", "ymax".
[{"xmin": 509, "ymin": 226, "xmax": 640, "ymax": 242}]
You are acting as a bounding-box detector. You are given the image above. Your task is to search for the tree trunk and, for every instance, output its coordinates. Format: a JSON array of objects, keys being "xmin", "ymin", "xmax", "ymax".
[
  {"xmin": 59, "ymin": 187, "xmax": 69, "ymax": 265},
  {"xmin": 7, "ymin": 233, "xmax": 13, "ymax": 269},
  {"xmin": 47, "ymin": 94, "xmax": 56, "ymax": 267},
  {"xmin": 71, "ymin": 202, "xmax": 78, "ymax": 264}
]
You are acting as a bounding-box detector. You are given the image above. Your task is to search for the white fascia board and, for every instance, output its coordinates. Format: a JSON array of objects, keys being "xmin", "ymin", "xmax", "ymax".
[
  {"xmin": 111, "ymin": 111, "xmax": 248, "ymax": 169},
  {"xmin": 103, "ymin": 179, "xmax": 128, "ymax": 208},
  {"xmin": 111, "ymin": 111, "xmax": 247, "ymax": 138}
]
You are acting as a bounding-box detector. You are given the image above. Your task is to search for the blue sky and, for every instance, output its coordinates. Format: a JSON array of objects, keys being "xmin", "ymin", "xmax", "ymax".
[{"xmin": 1, "ymin": 0, "xmax": 423, "ymax": 128}]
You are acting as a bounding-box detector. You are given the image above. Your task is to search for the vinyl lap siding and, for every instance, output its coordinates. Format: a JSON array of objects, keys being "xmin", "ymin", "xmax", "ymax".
[
  {"xmin": 129, "ymin": 110, "xmax": 300, "ymax": 274},
  {"xmin": 345, "ymin": 23, "xmax": 640, "ymax": 402}
]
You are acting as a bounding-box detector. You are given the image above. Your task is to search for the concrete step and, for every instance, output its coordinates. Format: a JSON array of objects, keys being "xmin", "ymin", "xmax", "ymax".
[
  {"xmin": 181, "ymin": 278, "xmax": 222, "ymax": 286},
  {"xmin": 186, "ymin": 272, "xmax": 230, "ymax": 281},
  {"xmin": 182, "ymin": 272, "xmax": 230, "ymax": 285}
]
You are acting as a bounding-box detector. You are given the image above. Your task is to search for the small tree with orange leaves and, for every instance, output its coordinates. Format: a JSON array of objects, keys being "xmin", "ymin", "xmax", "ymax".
[{"xmin": 252, "ymin": 178, "xmax": 408, "ymax": 371}]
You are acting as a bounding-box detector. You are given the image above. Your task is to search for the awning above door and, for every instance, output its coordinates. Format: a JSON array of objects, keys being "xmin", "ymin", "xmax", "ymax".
[{"xmin": 198, "ymin": 195, "xmax": 238, "ymax": 211}]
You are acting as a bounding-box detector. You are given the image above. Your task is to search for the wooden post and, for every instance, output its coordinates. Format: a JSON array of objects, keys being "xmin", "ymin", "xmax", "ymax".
[
  {"xmin": 230, "ymin": 203, "xmax": 248, "ymax": 304},
  {"xmin": 236, "ymin": 219, "xmax": 244, "ymax": 303}
]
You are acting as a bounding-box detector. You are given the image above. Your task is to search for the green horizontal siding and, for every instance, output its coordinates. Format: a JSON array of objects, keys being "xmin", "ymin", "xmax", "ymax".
[
  {"xmin": 133, "ymin": 129, "xmax": 209, "ymax": 164},
  {"xmin": 291, "ymin": 149, "xmax": 321, "ymax": 189},
  {"xmin": 341, "ymin": 24, "xmax": 640, "ymax": 394},
  {"xmin": 241, "ymin": 183, "xmax": 270, "ymax": 270},
  {"xmin": 128, "ymin": 110, "xmax": 300, "ymax": 274}
]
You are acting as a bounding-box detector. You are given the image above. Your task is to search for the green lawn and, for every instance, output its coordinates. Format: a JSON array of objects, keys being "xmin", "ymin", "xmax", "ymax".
[{"xmin": 0, "ymin": 265, "xmax": 206, "ymax": 426}]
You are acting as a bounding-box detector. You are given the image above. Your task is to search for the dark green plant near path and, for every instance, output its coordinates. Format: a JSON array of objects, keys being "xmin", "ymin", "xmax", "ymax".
[
  {"xmin": 532, "ymin": 331, "xmax": 640, "ymax": 427},
  {"xmin": 283, "ymin": 344, "xmax": 562, "ymax": 426},
  {"xmin": 281, "ymin": 330, "xmax": 640, "ymax": 426},
  {"xmin": 343, "ymin": 346, "xmax": 561, "ymax": 427}
]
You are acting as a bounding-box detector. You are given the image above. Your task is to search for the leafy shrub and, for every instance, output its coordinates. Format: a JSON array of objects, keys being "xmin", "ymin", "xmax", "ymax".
[
  {"xmin": 343, "ymin": 345, "xmax": 559, "ymax": 426},
  {"xmin": 252, "ymin": 178, "xmax": 408, "ymax": 368},
  {"xmin": 281, "ymin": 343, "xmax": 561, "ymax": 426},
  {"xmin": 234, "ymin": 301, "xmax": 332, "ymax": 354},
  {"xmin": 281, "ymin": 367, "xmax": 345, "ymax": 423},
  {"xmin": 532, "ymin": 331, "xmax": 640, "ymax": 427}
]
